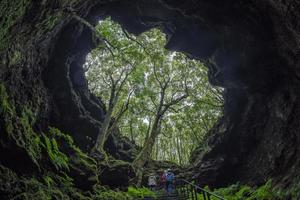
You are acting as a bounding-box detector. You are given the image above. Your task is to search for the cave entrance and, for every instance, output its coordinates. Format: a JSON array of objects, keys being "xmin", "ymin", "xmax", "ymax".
[{"xmin": 83, "ymin": 18, "xmax": 223, "ymax": 166}]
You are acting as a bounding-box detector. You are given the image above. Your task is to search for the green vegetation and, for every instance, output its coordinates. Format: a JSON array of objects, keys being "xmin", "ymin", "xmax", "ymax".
[
  {"xmin": 195, "ymin": 181, "xmax": 294, "ymax": 200},
  {"xmin": 0, "ymin": 83, "xmax": 101, "ymax": 199},
  {"xmin": 9, "ymin": 50, "xmax": 23, "ymax": 65},
  {"xmin": 1, "ymin": 84, "xmax": 42, "ymax": 167},
  {"xmin": 91, "ymin": 186, "xmax": 156, "ymax": 200},
  {"xmin": 41, "ymin": 133, "xmax": 70, "ymax": 171},
  {"xmin": 85, "ymin": 18, "xmax": 223, "ymax": 166},
  {"xmin": 38, "ymin": 13, "xmax": 63, "ymax": 32},
  {"xmin": 2, "ymin": 6, "xmax": 297, "ymax": 200},
  {"xmin": 0, "ymin": 0, "xmax": 65, "ymax": 54},
  {"xmin": 47, "ymin": 127, "xmax": 98, "ymax": 182},
  {"xmin": 18, "ymin": 107, "xmax": 43, "ymax": 167},
  {"xmin": 1, "ymin": 83, "xmax": 97, "ymax": 172},
  {"xmin": 127, "ymin": 186, "xmax": 156, "ymax": 199},
  {"xmin": 0, "ymin": 83, "xmax": 14, "ymax": 115},
  {"xmin": 0, "ymin": 163, "xmax": 156, "ymax": 200},
  {"xmin": 0, "ymin": 0, "xmax": 30, "ymax": 51}
]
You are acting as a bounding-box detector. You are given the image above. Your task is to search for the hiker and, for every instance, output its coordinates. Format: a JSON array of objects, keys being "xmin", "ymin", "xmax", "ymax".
[
  {"xmin": 148, "ymin": 173, "xmax": 157, "ymax": 191},
  {"xmin": 159, "ymin": 170, "xmax": 167, "ymax": 189},
  {"xmin": 165, "ymin": 169, "xmax": 175, "ymax": 195}
]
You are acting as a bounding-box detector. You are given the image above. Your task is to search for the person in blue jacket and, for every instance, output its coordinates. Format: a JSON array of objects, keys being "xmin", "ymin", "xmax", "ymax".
[{"xmin": 165, "ymin": 169, "xmax": 175, "ymax": 195}]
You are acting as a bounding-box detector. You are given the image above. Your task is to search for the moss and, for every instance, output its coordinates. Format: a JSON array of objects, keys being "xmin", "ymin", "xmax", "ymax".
[
  {"xmin": 0, "ymin": 84, "xmax": 14, "ymax": 115},
  {"xmin": 279, "ymin": 181, "xmax": 300, "ymax": 200},
  {"xmin": 0, "ymin": 84, "xmax": 42, "ymax": 168},
  {"xmin": 58, "ymin": 0, "xmax": 80, "ymax": 7},
  {"xmin": 38, "ymin": 14, "xmax": 62, "ymax": 32},
  {"xmin": 0, "ymin": 164, "xmax": 141, "ymax": 200},
  {"xmin": 0, "ymin": 87, "xmax": 93, "ymax": 184},
  {"xmin": 13, "ymin": 177, "xmax": 66, "ymax": 200},
  {"xmin": 4, "ymin": 170, "xmax": 89, "ymax": 200},
  {"xmin": 0, "ymin": 84, "xmax": 15, "ymax": 136},
  {"xmin": 10, "ymin": 50, "xmax": 23, "ymax": 65},
  {"xmin": 40, "ymin": 127, "xmax": 98, "ymax": 174},
  {"xmin": 17, "ymin": 107, "xmax": 42, "ymax": 168},
  {"xmin": 0, "ymin": 0, "xmax": 30, "ymax": 51},
  {"xmin": 289, "ymin": 182, "xmax": 300, "ymax": 198},
  {"xmin": 0, "ymin": 85, "xmax": 99, "ymax": 198},
  {"xmin": 0, "ymin": 165, "xmax": 21, "ymax": 197},
  {"xmin": 48, "ymin": 127, "xmax": 98, "ymax": 173}
]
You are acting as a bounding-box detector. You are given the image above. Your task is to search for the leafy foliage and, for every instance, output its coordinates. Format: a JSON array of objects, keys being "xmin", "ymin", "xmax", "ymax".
[
  {"xmin": 85, "ymin": 18, "xmax": 223, "ymax": 165},
  {"xmin": 41, "ymin": 133, "xmax": 69, "ymax": 171},
  {"xmin": 45, "ymin": 127, "xmax": 98, "ymax": 175},
  {"xmin": 196, "ymin": 181, "xmax": 289, "ymax": 200},
  {"xmin": 0, "ymin": 85, "xmax": 42, "ymax": 168},
  {"xmin": 127, "ymin": 186, "xmax": 156, "ymax": 199}
]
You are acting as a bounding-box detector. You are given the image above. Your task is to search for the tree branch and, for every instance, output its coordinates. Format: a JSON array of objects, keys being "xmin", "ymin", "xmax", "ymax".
[
  {"xmin": 72, "ymin": 14, "xmax": 116, "ymax": 57},
  {"xmin": 161, "ymin": 93, "xmax": 188, "ymax": 115}
]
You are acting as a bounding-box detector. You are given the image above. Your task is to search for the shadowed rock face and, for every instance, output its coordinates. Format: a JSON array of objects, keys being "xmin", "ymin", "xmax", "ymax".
[{"xmin": 0, "ymin": 0, "xmax": 300, "ymax": 190}]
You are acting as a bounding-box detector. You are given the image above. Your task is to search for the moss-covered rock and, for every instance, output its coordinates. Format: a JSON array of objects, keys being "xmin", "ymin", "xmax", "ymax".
[
  {"xmin": 0, "ymin": 165, "xmax": 21, "ymax": 199},
  {"xmin": 0, "ymin": 0, "xmax": 30, "ymax": 51},
  {"xmin": 43, "ymin": 127, "xmax": 99, "ymax": 190},
  {"xmin": 0, "ymin": 84, "xmax": 43, "ymax": 170},
  {"xmin": 99, "ymin": 158, "xmax": 135, "ymax": 189}
]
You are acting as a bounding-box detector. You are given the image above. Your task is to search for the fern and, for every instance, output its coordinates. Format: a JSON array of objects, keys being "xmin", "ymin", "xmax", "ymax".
[
  {"xmin": 197, "ymin": 180, "xmax": 286, "ymax": 200},
  {"xmin": 41, "ymin": 134, "xmax": 69, "ymax": 171}
]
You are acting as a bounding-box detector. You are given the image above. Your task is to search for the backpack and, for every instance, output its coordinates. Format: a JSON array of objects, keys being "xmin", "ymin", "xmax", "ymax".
[{"xmin": 166, "ymin": 172, "xmax": 174, "ymax": 182}]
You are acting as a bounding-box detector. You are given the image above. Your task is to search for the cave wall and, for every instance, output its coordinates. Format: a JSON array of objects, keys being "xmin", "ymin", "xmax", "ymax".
[{"xmin": 0, "ymin": 0, "xmax": 300, "ymax": 191}]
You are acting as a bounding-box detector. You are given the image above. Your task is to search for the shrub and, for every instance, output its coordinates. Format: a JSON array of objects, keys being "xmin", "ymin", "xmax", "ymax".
[{"xmin": 127, "ymin": 186, "xmax": 156, "ymax": 199}]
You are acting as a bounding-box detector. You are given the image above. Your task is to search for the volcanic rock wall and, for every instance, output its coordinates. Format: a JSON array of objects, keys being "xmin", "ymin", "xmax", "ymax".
[{"xmin": 0, "ymin": 0, "xmax": 300, "ymax": 193}]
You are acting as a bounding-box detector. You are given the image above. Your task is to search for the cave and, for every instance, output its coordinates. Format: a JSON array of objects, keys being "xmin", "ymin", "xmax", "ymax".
[{"xmin": 1, "ymin": 0, "xmax": 300, "ymax": 199}]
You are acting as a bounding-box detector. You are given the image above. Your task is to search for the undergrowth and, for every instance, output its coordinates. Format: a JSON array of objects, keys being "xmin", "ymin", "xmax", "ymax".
[
  {"xmin": 41, "ymin": 133, "xmax": 70, "ymax": 171},
  {"xmin": 0, "ymin": 84, "xmax": 97, "ymax": 173},
  {"xmin": 195, "ymin": 180, "xmax": 295, "ymax": 200},
  {"xmin": 0, "ymin": 163, "xmax": 156, "ymax": 200},
  {"xmin": 127, "ymin": 186, "xmax": 156, "ymax": 199}
]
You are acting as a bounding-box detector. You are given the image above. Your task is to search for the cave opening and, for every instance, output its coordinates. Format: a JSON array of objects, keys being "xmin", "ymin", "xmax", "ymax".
[
  {"xmin": 40, "ymin": 0, "xmax": 291, "ymax": 189},
  {"xmin": 82, "ymin": 17, "xmax": 224, "ymax": 166},
  {"xmin": 37, "ymin": 0, "xmax": 293, "ymax": 190},
  {"xmin": 1, "ymin": 0, "xmax": 300, "ymax": 199}
]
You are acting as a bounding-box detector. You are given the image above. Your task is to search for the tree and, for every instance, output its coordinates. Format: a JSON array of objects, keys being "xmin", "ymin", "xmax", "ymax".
[
  {"xmin": 84, "ymin": 19, "xmax": 144, "ymax": 157},
  {"xmin": 84, "ymin": 18, "xmax": 223, "ymax": 170},
  {"xmin": 131, "ymin": 53, "xmax": 193, "ymax": 184}
]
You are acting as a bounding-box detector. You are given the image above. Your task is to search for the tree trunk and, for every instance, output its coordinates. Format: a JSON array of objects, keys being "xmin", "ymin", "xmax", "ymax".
[
  {"xmin": 132, "ymin": 117, "xmax": 160, "ymax": 185},
  {"xmin": 176, "ymin": 133, "xmax": 182, "ymax": 165},
  {"xmin": 92, "ymin": 106, "xmax": 113, "ymax": 156}
]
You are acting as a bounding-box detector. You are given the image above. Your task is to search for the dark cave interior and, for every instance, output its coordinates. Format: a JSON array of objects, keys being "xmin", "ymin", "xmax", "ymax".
[{"xmin": 0, "ymin": 0, "xmax": 300, "ymax": 196}]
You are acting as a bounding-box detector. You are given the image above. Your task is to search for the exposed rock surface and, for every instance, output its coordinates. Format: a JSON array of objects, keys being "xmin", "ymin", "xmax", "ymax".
[{"xmin": 0, "ymin": 0, "xmax": 300, "ymax": 198}]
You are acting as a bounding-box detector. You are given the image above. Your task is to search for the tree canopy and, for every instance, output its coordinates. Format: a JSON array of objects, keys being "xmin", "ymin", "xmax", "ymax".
[{"xmin": 84, "ymin": 18, "xmax": 223, "ymax": 165}]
